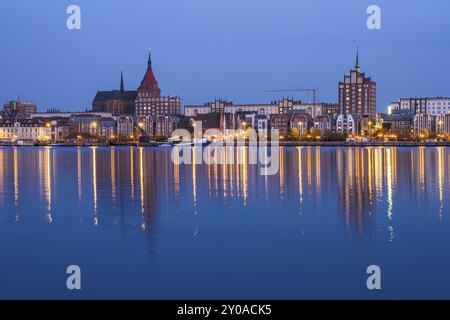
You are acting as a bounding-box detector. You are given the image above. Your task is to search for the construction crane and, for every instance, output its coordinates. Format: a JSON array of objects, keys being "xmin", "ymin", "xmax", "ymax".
[{"xmin": 264, "ymin": 87, "xmax": 319, "ymax": 104}]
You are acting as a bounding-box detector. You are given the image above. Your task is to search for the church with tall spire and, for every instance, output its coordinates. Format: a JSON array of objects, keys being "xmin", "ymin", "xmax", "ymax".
[
  {"xmin": 137, "ymin": 51, "xmax": 161, "ymax": 97},
  {"xmin": 135, "ymin": 51, "xmax": 181, "ymax": 117},
  {"xmin": 92, "ymin": 69, "xmax": 137, "ymax": 116},
  {"xmin": 93, "ymin": 50, "xmax": 181, "ymax": 117}
]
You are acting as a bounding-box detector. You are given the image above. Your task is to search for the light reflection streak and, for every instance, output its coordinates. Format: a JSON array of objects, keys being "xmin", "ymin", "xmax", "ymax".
[
  {"xmin": 91, "ymin": 147, "xmax": 98, "ymax": 226},
  {"xmin": 77, "ymin": 147, "xmax": 82, "ymax": 202},
  {"xmin": 315, "ymin": 147, "xmax": 321, "ymax": 191},
  {"xmin": 111, "ymin": 147, "xmax": 116, "ymax": 203},
  {"xmin": 385, "ymin": 148, "xmax": 393, "ymax": 219},
  {"xmin": 139, "ymin": 147, "xmax": 144, "ymax": 215},
  {"xmin": 0, "ymin": 149, "xmax": 4, "ymax": 204},
  {"xmin": 45, "ymin": 147, "xmax": 52, "ymax": 223},
  {"xmin": 307, "ymin": 147, "xmax": 312, "ymax": 188},
  {"xmin": 13, "ymin": 147, "xmax": 18, "ymax": 206},
  {"xmin": 173, "ymin": 150, "xmax": 180, "ymax": 196},
  {"xmin": 437, "ymin": 147, "xmax": 444, "ymax": 219},
  {"xmin": 130, "ymin": 147, "xmax": 135, "ymax": 200},
  {"xmin": 242, "ymin": 147, "xmax": 247, "ymax": 203},
  {"xmin": 298, "ymin": 147, "xmax": 303, "ymax": 213},
  {"xmin": 139, "ymin": 147, "xmax": 146, "ymax": 230},
  {"xmin": 192, "ymin": 146, "xmax": 197, "ymax": 208}
]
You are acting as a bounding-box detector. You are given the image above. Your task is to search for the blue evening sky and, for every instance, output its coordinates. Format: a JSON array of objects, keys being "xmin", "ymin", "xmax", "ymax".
[{"xmin": 0, "ymin": 0, "xmax": 449, "ymax": 112}]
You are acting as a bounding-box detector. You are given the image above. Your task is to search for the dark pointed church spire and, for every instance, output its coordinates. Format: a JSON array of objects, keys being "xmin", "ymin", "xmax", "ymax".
[
  {"xmin": 120, "ymin": 68, "xmax": 124, "ymax": 92},
  {"xmin": 138, "ymin": 49, "xmax": 161, "ymax": 97},
  {"xmin": 148, "ymin": 49, "xmax": 152, "ymax": 69},
  {"xmin": 355, "ymin": 47, "xmax": 360, "ymax": 72}
]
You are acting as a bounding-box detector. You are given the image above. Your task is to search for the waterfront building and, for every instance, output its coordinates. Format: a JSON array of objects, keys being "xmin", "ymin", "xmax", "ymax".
[
  {"xmin": 185, "ymin": 113, "xmax": 222, "ymax": 134},
  {"xmin": 31, "ymin": 111, "xmax": 113, "ymax": 119},
  {"xmin": 230, "ymin": 100, "xmax": 282, "ymax": 116},
  {"xmin": 336, "ymin": 113, "xmax": 362, "ymax": 136},
  {"xmin": 117, "ymin": 115, "xmax": 135, "ymax": 138},
  {"xmin": 413, "ymin": 113, "xmax": 435, "ymax": 135},
  {"xmin": 2, "ymin": 100, "xmax": 37, "ymax": 120},
  {"xmin": 70, "ymin": 115, "xmax": 115, "ymax": 138},
  {"xmin": 135, "ymin": 52, "xmax": 181, "ymax": 117},
  {"xmin": 69, "ymin": 115, "xmax": 97, "ymax": 135},
  {"xmin": 426, "ymin": 98, "xmax": 450, "ymax": 116},
  {"xmin": 95, "ymin": 117, "xmax": 116, "ymax": 138},
  {"xmin": 294, "ymin": 103, "xmax": 340, "ymax": 118},
  {"xmin": 388, "ymin": 102, "xmax": 401, "ymax": 114},
  {"xmin": 275, "ymin": 98, "xmax": 296, "ymax": 115},
  {"xmin": 0, "ymin": 119, "xmax": 51, "ymax": 141},
  {"xmin": 155, "ymin": 116, "xmax": 178, "ymax": 138},
  {"xmin": 314, "ymin": 115, "xmax": 333, "ymax": 134},
  {"xmin": 441, "ymin": 113, "xmax": 450, "ymax": 136},
  {"xmin": 435, "ymin": 114, "xmax": 447, "ymax": 135},
  {"xmin": 92, "ymin": 70, "xmax": 137, "ymax": 116},
  {"xmin": 34, "ymin": 117, "xmax": 71, "ymax": 141},
  {"xmin": 380, "ymin": 110, "xmax": 414, "ymax": 133},
  {"xmin": 185, "ymin": 98, "xmax": 306, "ymax": 118},
  {"xmin": 399, "ymin": 98, "xmax": 428, "ymax": 114},
  {"xmin": 338, "ymin": 48, "xmax": 377, "ymax": 117},
  {"xmin": 256, "ymin": 115, "xmax": 269, "ymax": 135},
  {"xmin": 270, "ymin": 114, "xmax": 290, "ymax": 135},
  {"xmin": 136, "ymin": 115, "xmax": 156, "ymax": 138},
  {"xmin": 184, "ymin": 103, "xmax": 215, "ymax": 117},
  {"xmin": 290, "ymin": 113, "xmax": 312, "ymax": 135},
  {"xmin": 241, "ymin": 113, "xmax": 270, "ymax": 134},
  {"xmin": 390, "ymin": 97, "xmax": 450, "ymax": 115}
]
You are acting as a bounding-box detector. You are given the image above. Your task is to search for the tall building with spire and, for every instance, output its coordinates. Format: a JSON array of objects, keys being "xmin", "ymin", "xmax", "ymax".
[
  {"xmin": 92, "ymin": 70, "xmax": 137, "ymax": 116},
  {"xmin": 135, "ymin": 51, "xmax": 181, "ymax": 117},
  {"xmin": 120, "ymin": 69, "xmax": 124, "ymax": 92},
  {"xmin": 338, "ymin": 48, "xmax": 377, "ymax": 117}
]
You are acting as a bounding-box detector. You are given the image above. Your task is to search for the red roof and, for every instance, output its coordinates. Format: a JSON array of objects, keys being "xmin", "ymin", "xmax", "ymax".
[
  {"xmin": 139, "ymin": 66, "xmax": 159, "ymax": 91},
  {"xmin": 138, "ymin": 52, "xmax": 160, "ymax": 93}
]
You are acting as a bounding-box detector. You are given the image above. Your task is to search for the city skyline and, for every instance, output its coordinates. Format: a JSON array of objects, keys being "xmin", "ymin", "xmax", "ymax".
[{"xmin": 1, "ymin": 0, "xmax": 449, "ymax": 111}]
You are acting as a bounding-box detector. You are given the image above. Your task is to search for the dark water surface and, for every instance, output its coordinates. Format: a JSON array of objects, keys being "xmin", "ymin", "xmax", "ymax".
[{"xmin": 0, "ymin": 146, "xmax": 449, "ymax": 299}]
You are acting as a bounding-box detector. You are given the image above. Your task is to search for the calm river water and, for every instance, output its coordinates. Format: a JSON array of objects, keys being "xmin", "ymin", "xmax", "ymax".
[{"xmin": 0, "ymin": 146, "xmax": 449, "ymax": 299}]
